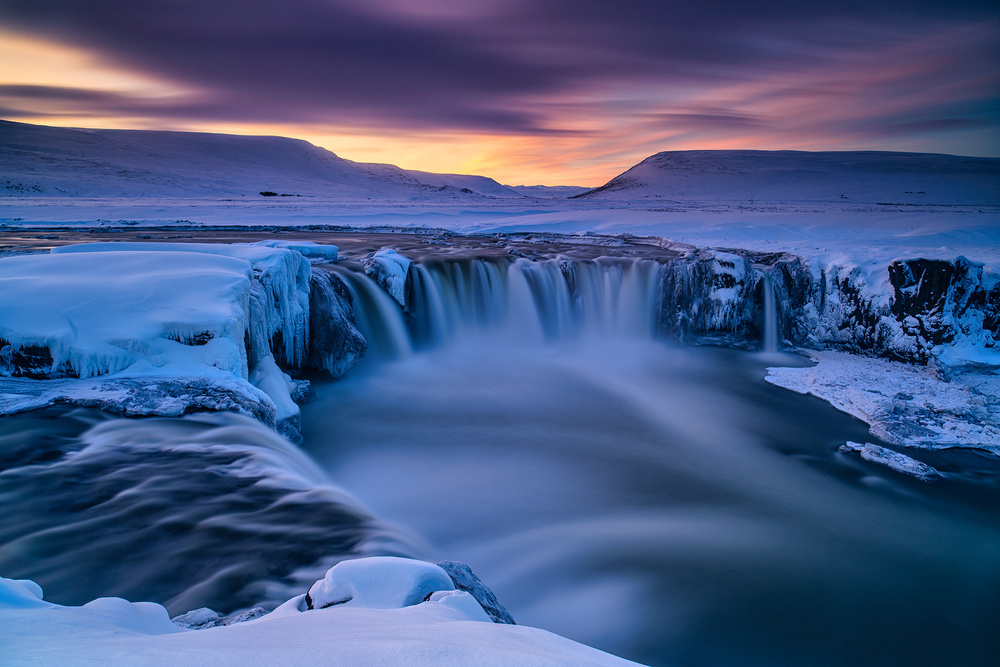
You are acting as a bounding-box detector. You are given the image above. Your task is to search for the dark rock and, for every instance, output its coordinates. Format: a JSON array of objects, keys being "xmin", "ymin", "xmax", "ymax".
[
  {"xmin": 657, "ymin": 249, "xmax": 759, "ymax": 347},
  {"xmin": 436, "ymin": 560, "xmax": 516, "ymax": 625},
  {"xmin": 307, "ymin": 269, "xmax": 367, "ymax": 377}
]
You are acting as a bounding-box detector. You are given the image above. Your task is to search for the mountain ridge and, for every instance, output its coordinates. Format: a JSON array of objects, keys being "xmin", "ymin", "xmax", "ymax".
[
  {"xmin": 0, "ymin": 119, "xmax": 523, "ymax": 200},
  {"xmin": 574, "ymin": 149, "xmax": 1000, "ymax": 204}
]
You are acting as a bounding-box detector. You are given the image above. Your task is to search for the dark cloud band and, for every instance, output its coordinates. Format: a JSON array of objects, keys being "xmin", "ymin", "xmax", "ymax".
[{"xmin": 0, "ymin": 0, "xmax": 996, "ymax": 144}]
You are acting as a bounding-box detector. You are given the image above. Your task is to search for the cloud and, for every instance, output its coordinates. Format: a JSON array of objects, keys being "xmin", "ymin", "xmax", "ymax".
[
  {"xmin": 0, "ymin": 1, "xmax": 995, "ymax": 130},
  {"xmin": 0, "ymin": 0, "xmax": 997, "ymax": 181}
]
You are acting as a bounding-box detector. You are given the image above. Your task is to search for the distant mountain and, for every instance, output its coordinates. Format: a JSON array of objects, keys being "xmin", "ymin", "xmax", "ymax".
[
  {"xmin": 0, "ymin": 120, "xmax": 523, "ymax": 200},
  {"xmin": 573, "ymin": 150, "xmax": 1000, "ymax": 204},
  {"xmin": 507, "ymin": 185, "xmax": 591, "ymax": 198}
]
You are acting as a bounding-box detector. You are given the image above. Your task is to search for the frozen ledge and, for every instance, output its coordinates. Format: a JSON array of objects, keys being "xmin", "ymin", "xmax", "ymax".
[{"xmin": 766, "ymin": 350, "xmax": 1000, "ymax": 454}]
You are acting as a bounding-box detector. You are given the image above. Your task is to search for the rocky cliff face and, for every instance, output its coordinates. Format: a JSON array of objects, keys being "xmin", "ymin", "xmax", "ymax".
[{"xmin": 722, "ymin": 252, "xmax": 999, "ymax": 365}]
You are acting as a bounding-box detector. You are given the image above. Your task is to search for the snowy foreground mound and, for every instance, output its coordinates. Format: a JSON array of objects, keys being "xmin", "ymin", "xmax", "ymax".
[{"xmin": 1, "ymin": 557, "xmax": 638, "ymax": 667}]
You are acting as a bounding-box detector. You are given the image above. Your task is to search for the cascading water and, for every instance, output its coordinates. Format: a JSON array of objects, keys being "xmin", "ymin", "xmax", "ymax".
[
  {"xmin": 757, "ymin": 267, "xmax": 780, "ymax": 353},
  {"xmin": 332, "ymin": 256, "xmax": 667, "ymax": 356}
]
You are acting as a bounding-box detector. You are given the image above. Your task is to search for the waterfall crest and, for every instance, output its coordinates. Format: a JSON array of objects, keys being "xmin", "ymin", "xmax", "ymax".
[{"xmin": 325, "ymin": 257, "xmax": 667, "ymax": 359}]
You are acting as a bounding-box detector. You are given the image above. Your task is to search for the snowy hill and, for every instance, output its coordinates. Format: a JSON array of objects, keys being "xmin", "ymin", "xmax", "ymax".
[
  {"xmin": 574, "ymin": 150, "xmax": 1000, "ymax": 204},
  {"xmin": 0, "ymin": 120, "xmax": 522, "ymax": 199},
  {"xmin": 506, "ymin": 184, "xmax": 591, "ymax": 198}
]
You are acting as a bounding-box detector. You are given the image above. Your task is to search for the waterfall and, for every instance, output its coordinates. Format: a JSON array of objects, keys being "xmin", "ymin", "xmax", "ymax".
[
  {"xmin": 327, "ymin": 266, "xmax": 413, "ymax": 361},
  {"xmin": 331, "ymin": 256, "xmax": 666, "ymax": 358},
  {"xmin": 758, "ymin": 269, "xmax": 780, "ymax": 353}
]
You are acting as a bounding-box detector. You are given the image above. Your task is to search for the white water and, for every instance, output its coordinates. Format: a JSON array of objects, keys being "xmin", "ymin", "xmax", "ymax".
[{"xmin": 758, "ymin": 268, "xmax": 780, "ymax": 353}]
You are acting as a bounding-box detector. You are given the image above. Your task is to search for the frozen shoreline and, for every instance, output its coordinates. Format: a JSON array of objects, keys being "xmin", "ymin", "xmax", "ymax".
[{"xmin": 766, "ymin": 350, "xmax": 1000, "ymax": 454}]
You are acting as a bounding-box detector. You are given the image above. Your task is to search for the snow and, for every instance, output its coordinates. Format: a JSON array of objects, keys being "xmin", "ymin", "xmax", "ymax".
[
  {"xmin": 0, "ymin": 375, "xmax": 277, "ymax": 425},
  {"xmin": 0, "ymin": 250, "xmax": 254, "ymax": 379},
  {"xmin": 839, "ymin": 441, "xmax": 944, "ymax": 482},
  {"xmin": 0, "ymin": 559, "xmax": 640, "ymax": 667},
  {"xmin": 51, "ymin": 242, "xmax": 312, "ymax": 368},
  {"xmin": 304, "ymin": 557, "xmax": 462, "ymax": 611},
  {"xmin": 766, "ymin": 350, "xmax": 1000, "ymax": 453},
  {"xmin": 248, "ymin": 355, "xmax": 300, "ymax": 423}
]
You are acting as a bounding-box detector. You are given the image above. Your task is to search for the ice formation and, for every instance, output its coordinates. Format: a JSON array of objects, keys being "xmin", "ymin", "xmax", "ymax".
[
  {"xmin": 363, "ymin": 248, "xmax": 413, "ymax": 308},
  {"xmin": 0, "ymin": 242, "xmax": 315, "ymax": 432},
  {"xmin": 839, "ymin": 441, "xmax": 944, "ymax": 482}
]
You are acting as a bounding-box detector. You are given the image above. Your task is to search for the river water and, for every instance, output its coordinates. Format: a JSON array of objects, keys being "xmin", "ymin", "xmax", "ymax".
[{"xmin": 1, "ymin": 253, "xmax": 999, "ymax": 666}]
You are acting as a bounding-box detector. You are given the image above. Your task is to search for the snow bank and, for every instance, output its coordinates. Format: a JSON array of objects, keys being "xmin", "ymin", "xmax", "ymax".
[
  {"xmin": 766, "ymin": 350, "xmax": 1000, "ymax": 453},
  {"xmin": 52, "ymin": 242, "xmax": 312, "ymax": 369},
  {"xmin": 0, "ymin": 250, "xmax": 253, "ymax": 379},
  {"xmin": 0, "ymin": 558, "xmax": 640, "ymax": 667}
]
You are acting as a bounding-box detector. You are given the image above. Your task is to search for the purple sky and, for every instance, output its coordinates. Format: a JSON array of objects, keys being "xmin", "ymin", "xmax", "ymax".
[{"xmin": 1, "ymin": 0, "xmax": 997, "ymax": 184}]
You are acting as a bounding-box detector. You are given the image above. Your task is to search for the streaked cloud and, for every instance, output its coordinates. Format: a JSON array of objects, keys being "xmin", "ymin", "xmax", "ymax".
[{"xmin": 0, "ymin": 1, "xmax": 996, "ymax": 184}]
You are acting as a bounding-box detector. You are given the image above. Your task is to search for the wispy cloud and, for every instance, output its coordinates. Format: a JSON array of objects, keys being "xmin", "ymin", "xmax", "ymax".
[{"xmin": 0, "ymin": 0, "xmax": 996, "ymax": 183}]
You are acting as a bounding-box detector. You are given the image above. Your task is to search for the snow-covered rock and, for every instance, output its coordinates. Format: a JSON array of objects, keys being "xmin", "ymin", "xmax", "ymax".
[
  {"xmin": 0, "ymin": 375, "xmax": 278, "ymax": 425},
  {"xmin": 0, "ymin": 250, "xmax": 255, "ymax": 379},
  {"xmin": 437, "ymin": 560, "xmax": 516, "ymax": 625},
  {"xmin": 0, "ymin": 243, "xmax": 315, "ymax": 435},
  {"xmin": 839, "ymin": 441, "xmax": 944, "ymax": 482},
  {"xmin": 303, "ymin": 557, "xmax": 463, "ymax": 612},
  {"xmin": 171, "ymin": 606, "xmax": 268, "ymax": 630},
  {"xmin": 250, "ymin": 239, "xmax": 339, "ymax": 263},
  {"xmin": 51, "ymin": 242, "xmax": 312, "ymax": 369},
  {"xmin": 363, "ymin": 248, "xmax": 412, "ymax": 309},
  {"xmin": 671, "ymin": 248, "xmax": 1000, "ymax": 365}
]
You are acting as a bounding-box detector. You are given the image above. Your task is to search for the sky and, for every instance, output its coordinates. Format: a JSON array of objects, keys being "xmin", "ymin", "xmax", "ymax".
[{"xmin": 1, "ymin": 1, "xmax": 997, "ymax": 186}]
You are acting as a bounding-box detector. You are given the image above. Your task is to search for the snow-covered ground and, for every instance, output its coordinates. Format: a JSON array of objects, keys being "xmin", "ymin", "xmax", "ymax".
[{"xmin": 1, "ymin": 557, "xmax": 638, "ymax": 667}]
